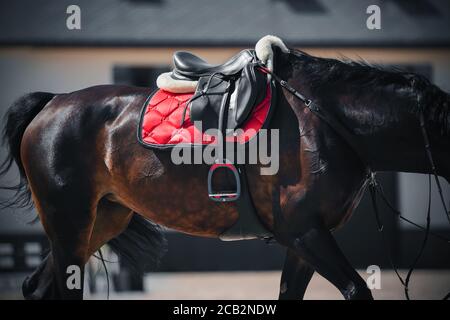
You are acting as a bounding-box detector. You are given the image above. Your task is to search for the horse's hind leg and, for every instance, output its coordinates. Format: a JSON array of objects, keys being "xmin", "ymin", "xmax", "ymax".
[
  {"xmin": 23, "ymin": 196, "xmax": 134, "ymax": 300},
  {"xmin": 23, "ymin": 253, "xmax": 55, "ymax": 299},
  {"xmin": 22, "ymin": 165, "xmax": 98, "ymax": 298},
  {"xmin": 32, "ymin": 193, "xmax": 97, "ymax": 299}
]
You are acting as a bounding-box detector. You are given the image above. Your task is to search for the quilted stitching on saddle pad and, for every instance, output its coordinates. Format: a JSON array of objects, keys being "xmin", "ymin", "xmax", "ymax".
[{"xmin": 140, "ymin": 86, "xmax": 271, "ymax": 147}]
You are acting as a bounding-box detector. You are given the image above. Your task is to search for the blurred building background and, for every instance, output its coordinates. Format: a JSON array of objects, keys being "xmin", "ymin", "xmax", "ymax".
[{"xmin": 0, "ymin": 0, "xmax": 449, "ymax": 299}]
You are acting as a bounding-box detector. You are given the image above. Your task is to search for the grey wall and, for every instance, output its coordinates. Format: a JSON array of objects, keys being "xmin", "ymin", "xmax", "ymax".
[{"xmin": 399, "ymin": 174, "xmax": 449, "ymax": 229}]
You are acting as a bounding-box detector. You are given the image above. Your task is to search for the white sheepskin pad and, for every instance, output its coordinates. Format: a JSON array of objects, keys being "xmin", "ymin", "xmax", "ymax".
[
  {"xmin": 156, "ymin": 72, "xmax": 198, "ymax": 93},
  {"xmin": 255, "ymin": 35, "xmax": 289, "ymax": 71}
]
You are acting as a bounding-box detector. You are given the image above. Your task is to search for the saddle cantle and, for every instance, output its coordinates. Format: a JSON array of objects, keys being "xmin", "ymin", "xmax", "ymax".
[{"xmin": 138, "ymin": 35, "xmax": 287, "ymax": 241}]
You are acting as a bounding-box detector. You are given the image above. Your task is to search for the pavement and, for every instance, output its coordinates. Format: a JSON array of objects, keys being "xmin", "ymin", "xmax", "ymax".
[
  {"xmin": 86, "ymin": 270, "xmax": 450, "ymax": 300},
  {"xmin": 1, "ymin": 270, "xmax": 448, "ymax": 300}
]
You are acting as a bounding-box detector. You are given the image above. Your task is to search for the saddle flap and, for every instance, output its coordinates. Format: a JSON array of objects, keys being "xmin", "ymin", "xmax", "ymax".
[
  {"xmin": 190, "ymin": 76, "xmax": 231, "ymax": 132},
  {"xmin": 230, "ymin": 64, "xmax": 267, "ymax": 128}
]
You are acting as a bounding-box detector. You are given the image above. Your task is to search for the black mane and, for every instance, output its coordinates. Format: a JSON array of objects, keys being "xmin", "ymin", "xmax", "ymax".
[
  {"xmin": 288, "ymin": 49, "xmax": 450, "ymax": 135},
  {"xmin": 290, "ymin": 49, "xmax": 416, "ymax": 92}
]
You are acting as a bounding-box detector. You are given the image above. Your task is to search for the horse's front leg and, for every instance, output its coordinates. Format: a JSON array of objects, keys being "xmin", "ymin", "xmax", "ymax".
[
  {"xmin": 277, "ymin": 220, "xmax": 373, "ymax": 300},
  {"xmin": 278, "ymin": 248, "xmax": 315, "ymax": 300}
]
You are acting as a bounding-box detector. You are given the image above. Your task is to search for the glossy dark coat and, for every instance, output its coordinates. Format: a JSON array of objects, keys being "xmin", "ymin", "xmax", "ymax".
[{"xmin": 2, "ymin": 49, "xmax": 449, "ymax": 299}]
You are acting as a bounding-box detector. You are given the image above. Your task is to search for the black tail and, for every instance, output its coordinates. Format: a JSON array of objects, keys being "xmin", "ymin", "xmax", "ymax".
[
  {"xmin": 0, "ymin": 92, "xmax": 55, "ymax": 209},
  {"xmin": 108, "ymin": 214, "xmax": 168, "ymax": 273},
  {"xmin": 21, "ymin": 214, "xmax": 168, "ymax": 299}
]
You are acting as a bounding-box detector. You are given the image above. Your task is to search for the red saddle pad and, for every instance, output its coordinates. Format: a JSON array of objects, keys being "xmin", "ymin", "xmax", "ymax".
[{"xmin": 139, "ymin": 85, "xmax": 272, "ymax": 147}]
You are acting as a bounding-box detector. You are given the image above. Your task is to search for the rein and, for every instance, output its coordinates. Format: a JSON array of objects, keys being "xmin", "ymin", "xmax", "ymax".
[{"xmin": 261, "ymin": 65, "xmax": 450, "ymax": 300}]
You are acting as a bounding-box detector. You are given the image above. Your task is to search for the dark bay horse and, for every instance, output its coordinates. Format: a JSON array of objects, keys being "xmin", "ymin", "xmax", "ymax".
[{"xmin": 1, "ymin": 48, "xmax": 449, "ymax": 300}]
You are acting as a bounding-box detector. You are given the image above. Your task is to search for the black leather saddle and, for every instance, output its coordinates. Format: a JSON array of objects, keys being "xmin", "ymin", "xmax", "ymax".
[
  {"xmin": 177, "ymin": 49, "xmax": 268, "ymax": 133},
  {"xmin": 161, "ymin": 48, "xmax": 274, "ymax": 241},
  {"xmin": 171, "ymin": 49, "xmax": 271, "ymax": 204}
]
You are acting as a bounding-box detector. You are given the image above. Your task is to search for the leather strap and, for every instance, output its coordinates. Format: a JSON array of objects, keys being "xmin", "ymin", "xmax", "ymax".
[
  {"xmin": 260, "ymin": 66, "xmax": 371, "ymax": 173},
  {"xmin": 219, "ymin": 165, "xmax": 273, "ymax": 241}
]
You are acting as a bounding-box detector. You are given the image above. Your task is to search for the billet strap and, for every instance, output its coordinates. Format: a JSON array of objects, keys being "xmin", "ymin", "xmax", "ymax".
[{"xmin": 219, "ymin": 165, "xmax": 273, "ymax": 241}]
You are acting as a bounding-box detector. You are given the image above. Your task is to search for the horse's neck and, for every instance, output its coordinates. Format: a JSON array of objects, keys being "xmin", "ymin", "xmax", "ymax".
[
  {"xmin": 336, "ymin": 95, "xmax": 447, "ymax": 176},
  {"xmin": 289, "ymin": 53, "xmax": 450, "ymax": 178}
]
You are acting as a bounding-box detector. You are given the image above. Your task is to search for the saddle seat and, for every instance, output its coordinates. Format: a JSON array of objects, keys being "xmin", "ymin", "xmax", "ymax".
[
  {"xmin": 172, "ymin": 50, "xmax": 256, "ymax": 80},
  {"xmin": 158, "ymin": 49, "xmax": 268, "ymax": 133}
]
